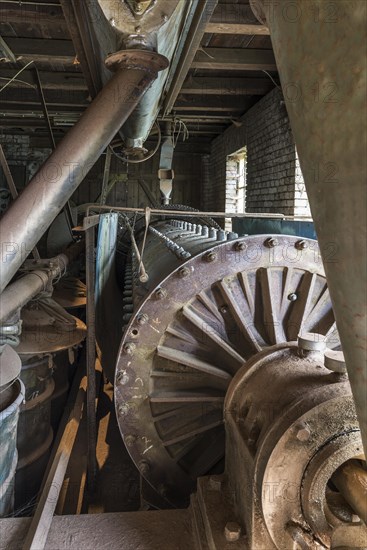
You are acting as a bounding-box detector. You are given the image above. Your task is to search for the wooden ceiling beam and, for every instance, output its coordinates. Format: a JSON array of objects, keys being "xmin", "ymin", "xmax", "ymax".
[
  {"xmin": 207, "ymin": 4, "xmax": 269, "ymax": 35},
  {"xmin": 0, "ymin": 4, "xmax": 66, "ymax": 28},
  {"xmin": 2, "ymin": 37, "xmax": 75, "ymax": 57},
  {"xmin": 181, "ymin": 76, "xmax": 273, "ymax": 95},
  {"xmin": 0, "ymin": 69, "xmax": 87, "ymax": 91},
  {"xmin": 174, "ymin": 95, "xmax": 256, "ymax": 113},
  {"xmin": 191, "ymin": 48, "xmax": 276, "ymax": 71}
]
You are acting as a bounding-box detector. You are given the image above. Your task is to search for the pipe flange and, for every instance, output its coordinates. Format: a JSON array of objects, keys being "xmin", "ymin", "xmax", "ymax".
[{"xmin": 105, "ymin": 49, "xmax": 169, "ymax": 75}]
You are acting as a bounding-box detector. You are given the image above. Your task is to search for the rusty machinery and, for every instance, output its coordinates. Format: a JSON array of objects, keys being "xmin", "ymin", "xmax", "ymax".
[{"xmin": 110, "ymin": 217, "xmax": 366, "ymax": 548}]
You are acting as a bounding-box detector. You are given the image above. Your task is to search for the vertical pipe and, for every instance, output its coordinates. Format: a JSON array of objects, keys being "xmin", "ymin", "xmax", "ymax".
[
  {"xmin": 0, "ymin": 50, "xmax": 168, "ymax": 293},
  {"xmin": 256, "ymin": 0, "xmax": 367, "ymax": 453}
]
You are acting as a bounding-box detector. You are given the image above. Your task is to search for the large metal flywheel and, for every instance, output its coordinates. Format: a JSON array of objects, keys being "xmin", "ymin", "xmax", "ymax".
[{"xmin": 114, "ymin": 228, "xmax": 339, "ymax": 506}]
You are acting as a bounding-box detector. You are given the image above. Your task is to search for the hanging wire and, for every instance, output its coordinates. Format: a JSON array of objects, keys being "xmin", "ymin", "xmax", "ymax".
[
  {"xmin": 0, "ymin": 77, "xmax": 36, "ymax": 90},
  {"xmin": 172, "ymin": 118, "xmax": 189, "ymax": 147},
  {"xmin": 262, "ymin": 69, "xmax": 281, "ymax": 89},
  {"xmin": 0, "ymin": 60, "xmax": 34, "ymax": 94}
]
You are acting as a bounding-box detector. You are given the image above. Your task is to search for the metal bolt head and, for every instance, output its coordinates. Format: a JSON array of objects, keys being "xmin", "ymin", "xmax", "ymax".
[
  {"xmin": 234, "ymin": 241, "xmax": 246, "ymax": 252},
  {"xmin": 288, "ymin": 293, "xmax": 298, "ymax": 302},
  {"xmin": 118, "ymin": 403, "xmax": 130, "ymax": 416},
  {"xmin": 155, "ymin": 288, "xmax": 167, "ymax": 300},
  {"xmin": 295, "ymin": 239, "xmax": 308, "ymax": 250},
  {"xmin": 178, "ymin": 266, "xmax": 190, "ymax": 278},
  {"xmin": 109, "ymin": 17, "xmax": 116, "ymax": 27},
  {"xmin": 139, "ymin": 460, "xmax": 150, "ymax": 476},
  {"xmin": 265, "ymin": 237, "xmax": 279, "ymax": 248},
  {"xmin": 124, "ymin": 434, "xmax": 136, "ymax": 447},
  {"xmin": 137, "ymin": 313, "xmax": 149, "ymax": 326},
  {"xmin": 224, "ymin": 522, "xmax": 242, "ymax": 542},
  {"xmin": 123, "ymin": 342, "xmax": 136, "ymax": 355},
  {"xmin": 135, "ymin": 25, "xmax": 141, "ymax": 33},
  {"xmin": 162, "ymin": 13, "xmax": 168, "ymax": 22},
  {"xmin": 296, "ymin": 425, "xmax": 311, "ymax": 442},
  {"xmin": 117, "ymin": 370, "xmax": 129, "ymax": 385},
  {"xmin": 204, "ymin": 251, "xmax": 217, "ymax": 262}
]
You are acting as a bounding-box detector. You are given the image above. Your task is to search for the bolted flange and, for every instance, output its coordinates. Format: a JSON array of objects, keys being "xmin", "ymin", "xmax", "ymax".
[{"xmin": 105, "ymin": 49, "xmax": 169, "ymax": 76}]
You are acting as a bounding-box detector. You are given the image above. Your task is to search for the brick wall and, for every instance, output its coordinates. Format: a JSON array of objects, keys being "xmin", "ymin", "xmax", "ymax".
[{"xmin": 203, "ymin": 87, "xmax": 304, "ymax": 217}]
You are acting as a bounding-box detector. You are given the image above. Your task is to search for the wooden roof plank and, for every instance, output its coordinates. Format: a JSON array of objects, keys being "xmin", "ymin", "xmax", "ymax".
[
  {"xmin": 205, "ymin": 22, "xmax": 269, "ymax": 35},
  {"xmin": 191, "ymin": 48, "xmax": 276, "ymax": 71}
]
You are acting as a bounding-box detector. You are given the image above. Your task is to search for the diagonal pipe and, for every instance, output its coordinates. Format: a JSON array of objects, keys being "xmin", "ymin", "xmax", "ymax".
[
  {"xmin": 252, "ymin": 0, "xmax": 367, "ymax": 454},
  {"xmin": 0, "ymin": 50, "xmax": 168, "ymax": 294}
]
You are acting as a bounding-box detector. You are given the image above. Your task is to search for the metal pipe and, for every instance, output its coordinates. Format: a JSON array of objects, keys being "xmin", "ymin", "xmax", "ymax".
[
  {"xmin": 331, "ymin": 460, "xmax": 367, "ymax": 524},
  {"xmin": 85, "ymin": 204, "xmax": 302, "ymax": 220},
  {"xmin": 0, "ymin": 242, "xmax": 83, "ymax": 323},
  {"xmin": 256, "ymin": 0, "xmax": 367, "ymax": 455},
  {"xmin": 0, "ymin": 50, "xmax": 168, "ymax": 293}
]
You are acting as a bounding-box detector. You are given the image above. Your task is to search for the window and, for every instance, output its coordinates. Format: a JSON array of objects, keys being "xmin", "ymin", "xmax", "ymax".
[
  {"xmin": 294, "ymin": 149, "xmax": 312, "ymax": 218},
  {"xmin": 226, "ymin": 147, "xmax": 247, "ymax": 230}
]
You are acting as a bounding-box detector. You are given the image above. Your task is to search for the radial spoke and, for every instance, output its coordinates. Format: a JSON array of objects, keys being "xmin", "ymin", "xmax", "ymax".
[
  {"xmin": 182, "ymin": 306, "xmax": 245, "ymax": 366},
  {"xmin": 166, "ymin": 325, "xmax": 198, "ymax": 345},
  {"xmin": 304, "ymin": 286, "xmax": 334, "ymax": 332},
  {"xmin": 162, "ymin": 420, "xmax": 224, "ymax": 447},
  {"xmin": 157, "ymin": 345, "xmax": 232, "ymax": 380},
  {"xmin": 218, "ymin": 280, "xmax": 264, "ymax": 352},
  {"xmin": 238, "ymin": 271, "xmax": 255, "ymax": 317},
  {"xmin": 150, "ymin": 391, "xmax": 225, "ymax": 403},
  {"xmin": 259, "ymin": 268, "xmax": 286, "ymax": 344},
  {"xmin": 287, "ymin": 272, "xmax": 317, "ymax": 339},
  {"xmin": 197, "ymin": 290, "xmax": 223, "ymax": 322}
]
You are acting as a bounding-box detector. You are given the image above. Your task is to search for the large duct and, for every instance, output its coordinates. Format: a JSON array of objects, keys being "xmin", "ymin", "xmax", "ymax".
[{"xmin": 251, "ymin": 0, "xmax": 367, "ymax": 455}]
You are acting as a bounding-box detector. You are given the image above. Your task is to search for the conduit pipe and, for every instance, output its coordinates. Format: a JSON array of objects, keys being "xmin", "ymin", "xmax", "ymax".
[{"xmin": 0, "ymin": 50, "xmax": 168, "ymax": 293}]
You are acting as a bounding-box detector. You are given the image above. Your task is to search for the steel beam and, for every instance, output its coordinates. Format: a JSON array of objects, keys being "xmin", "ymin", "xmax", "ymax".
[
  {"xmin": 257, "ymin": 0, "xmax": 367, "ymax": 454},
  {"xmin": 0, "ymin": 50, "xmax": 168, "ymax": 293}
]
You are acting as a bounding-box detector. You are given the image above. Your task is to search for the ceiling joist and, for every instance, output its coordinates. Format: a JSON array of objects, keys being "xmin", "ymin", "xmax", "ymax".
[{"xmin": 191, "ymin": 48, "xmax": 276, "ymax": 71}]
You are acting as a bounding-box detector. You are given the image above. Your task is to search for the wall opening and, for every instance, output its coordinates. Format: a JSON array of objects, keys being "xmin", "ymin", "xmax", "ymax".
[
  {"xmin": 226, "ymin": 146, "xmax": 247, "ymax": 230},
  {"xmin": 294, "ymin": 148, "xmax": 312, "ymax": 218}
]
